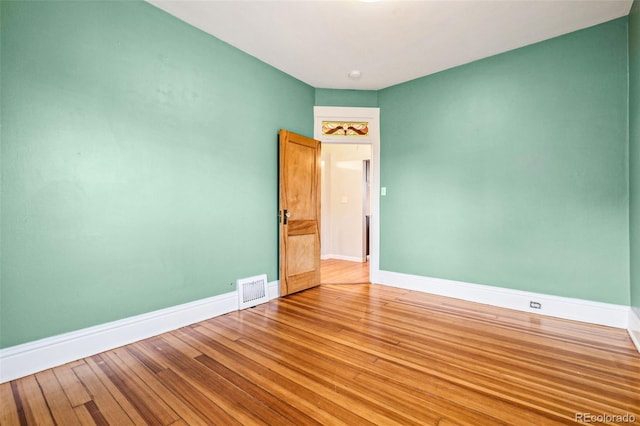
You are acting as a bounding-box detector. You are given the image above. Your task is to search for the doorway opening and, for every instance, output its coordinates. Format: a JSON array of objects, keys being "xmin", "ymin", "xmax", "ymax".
[
  {"xmin": 320, "ymin": 143, "xmax": 371, "ymax": 284},
  {"xmin": 314, "ymin": 106, "xmax": 380, "ymax": 286}
]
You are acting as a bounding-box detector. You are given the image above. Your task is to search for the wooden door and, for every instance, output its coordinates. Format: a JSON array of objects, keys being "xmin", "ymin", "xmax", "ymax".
[{"xmin": 279, "ymin": 129, "xmax": 321, "ymax": 296}]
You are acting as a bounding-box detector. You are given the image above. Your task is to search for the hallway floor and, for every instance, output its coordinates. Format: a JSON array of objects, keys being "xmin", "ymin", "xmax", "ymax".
[{"xmin": 320, "ymin": 258, "xmax": 369, "ymax": 284}]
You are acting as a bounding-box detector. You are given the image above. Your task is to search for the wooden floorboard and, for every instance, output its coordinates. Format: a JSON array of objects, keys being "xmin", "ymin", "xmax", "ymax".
[
  {"xmin": 321, "ymin": 258, "xmax": 369, "ymax": 284},
  {"xmin": 2, "ymin": 284, "xmax": 639, "ymax": 425}
]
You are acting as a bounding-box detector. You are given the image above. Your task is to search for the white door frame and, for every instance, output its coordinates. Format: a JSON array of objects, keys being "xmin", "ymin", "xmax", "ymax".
[{"xmin": 314, "ymin": 106, "xmax": 380, "ymax": 283}]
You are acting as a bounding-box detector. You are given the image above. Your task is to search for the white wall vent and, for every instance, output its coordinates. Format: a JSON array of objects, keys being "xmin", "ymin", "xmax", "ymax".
[{"xmin": 238, "ymin": 274, "xmax": 269, "ymax": 310}]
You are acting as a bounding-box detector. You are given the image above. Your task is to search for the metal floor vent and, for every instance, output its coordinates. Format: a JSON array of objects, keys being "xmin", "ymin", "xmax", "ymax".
[{"xmin": 238, "ymin": 274, "xmax": 269, "ymax": 310}]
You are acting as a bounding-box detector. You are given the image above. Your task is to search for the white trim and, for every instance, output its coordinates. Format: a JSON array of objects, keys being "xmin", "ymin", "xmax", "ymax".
[
  {"xmin": 628, "ymin": 309, "xmax": 640, "ymax": 353},
  {"xmin": 314, "ymin": 106, "xmax": 380, "ymax": 284},
  {"xmin": 0, "ymin": 282, "xmax": 275, "ymax": 383},
  {"xmin": 376, "ymin": 270, "xmax": 629, "ymax": 329},
  {"xmin": 268, "ymin": 279, "xmax": 280, "ymax": 300},
  {"xmin": 321, "ymin": 254, "xmax": 364, "ymax": 263},
  {"xmin": 1, "ymin": 276, "xmax": 631, "ymax": 383}
]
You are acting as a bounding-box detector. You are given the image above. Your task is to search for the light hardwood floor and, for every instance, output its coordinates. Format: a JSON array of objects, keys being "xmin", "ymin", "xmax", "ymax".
[
  {"xmin": 1, "ymin": 284, "xmax": 639, "ymax": 425},
  {"xmin": 320, "ymin": 258, "xmax": 369, "ymax": 284}
]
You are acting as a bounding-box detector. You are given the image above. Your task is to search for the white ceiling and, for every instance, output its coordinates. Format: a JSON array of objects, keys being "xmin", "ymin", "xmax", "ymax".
[{"xmin": 147, "ymin": 0, "xmax": 633, "ymax": 90}]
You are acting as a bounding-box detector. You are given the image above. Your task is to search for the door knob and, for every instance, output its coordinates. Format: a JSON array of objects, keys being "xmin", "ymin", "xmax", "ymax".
[{"xmin": 284, "ymin": 209, "xmax": 291, "ymax": 225}]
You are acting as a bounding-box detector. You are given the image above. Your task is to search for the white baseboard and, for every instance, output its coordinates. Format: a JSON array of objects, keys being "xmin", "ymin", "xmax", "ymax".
[
  {"xmin": 268, "ymin": 279, "xmax": 280, "ymax": 300},
  {"xmin": 628, "ymin": 309, "xmax": 640, "ymax": 353},
  {"xmin": 0, "ymin": 281, "xmax": 276, "ymax": 383},
  {"xmin": 321, "ymin": 254, "xmax": 364, "ymax": 263},
  {"xmin": 376, "ymin": 270, "xmax": 629, "ymax": 329},
  {"xmin": 2, "ymin": 274, "xmax": 631, "ymax": 383}
]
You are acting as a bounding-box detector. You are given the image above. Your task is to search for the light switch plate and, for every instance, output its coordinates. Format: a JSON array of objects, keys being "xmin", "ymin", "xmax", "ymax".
[{"xmin": 381, "ymin": 187, "xmax": 387, "ymax": 196}]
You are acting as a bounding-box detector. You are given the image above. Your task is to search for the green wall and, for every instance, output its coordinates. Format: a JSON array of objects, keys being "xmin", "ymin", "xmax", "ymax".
[
  {"xmin": 378, "ymin": 18, "xmax": 630, "ymax": 305},
  {"xmin": 631, "ymin": 1, "xmax": 640, "ymax": 315},
  {"xmin": 315, "ymin": 88, "xmax": 378, "ymax": 107},
  {"xmin": 1, "ymin": 1, "xmax": 636, "ymax": 351},
  {"xmin": 0, "ymin": 1, "xmax": 314, "ymax": 348}
]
